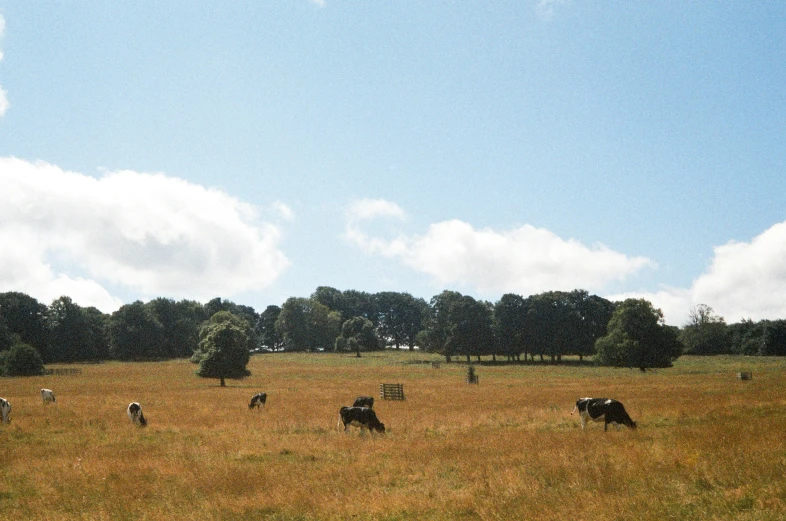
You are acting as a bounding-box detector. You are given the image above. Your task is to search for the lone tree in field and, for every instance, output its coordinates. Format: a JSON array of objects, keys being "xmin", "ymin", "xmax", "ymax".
[
  {"xmin": 193, "ymin": 311, "xmax": 251, "ymax": 386},
  {"xmin": 2, "ymin": 342, "xmax": 45, "ymax": 377},
  {"xmin": 594, "ymin": 298, "xmax": 682, "ymax": 369}
]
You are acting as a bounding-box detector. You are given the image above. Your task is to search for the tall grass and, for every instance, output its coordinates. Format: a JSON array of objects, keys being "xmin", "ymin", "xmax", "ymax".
[{"xmin": 1, "ymin": 353, "xmax": 784, "ymax": 520}]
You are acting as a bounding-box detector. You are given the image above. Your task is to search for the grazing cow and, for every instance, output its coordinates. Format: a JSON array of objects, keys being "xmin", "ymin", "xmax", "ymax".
[
  {"xmin": 352, "ymin": 396, "xmax": 374, "ymax": 408},
  {"xmin": 127, "ymin": 402, "xmax": 147, "ymax": 427},
  {"xmin": 41, "ymin": 388, "xmax": 56, "ymax": 404},
  {"xmin": 248, "ymin": 392, "xmax": 267, "ymax": 409},
  {"xmin": 338, "ymin": 406, "xmax": 385, "ymax": 433},
  {"xmin": 0, "ymin": 397, "xmax": 10, "ymax": 424},
  {"xmin": 572, "ymin": 397, "xmax": 636, "ymax": 431}
]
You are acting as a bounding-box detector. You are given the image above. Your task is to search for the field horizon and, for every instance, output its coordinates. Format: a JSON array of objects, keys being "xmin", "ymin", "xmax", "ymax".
[{"xmin": 1, "ymin": 352, "xmax": 785, "ymax": 520}]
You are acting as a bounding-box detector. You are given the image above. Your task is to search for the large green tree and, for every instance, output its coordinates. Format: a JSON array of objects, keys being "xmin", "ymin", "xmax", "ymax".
[
  {"xmin": 47, "ymin": 296, "xmax": 96, "ymax": 362},
  {"xmin": 494, "ymin": 293, "xmax": 528, "ymax": 362},
  {"xmin": 109, "ymin": 301, "xmax": 165, "ymax": 360},
  {"xmin": 276, "ymin": 298, "xmax": 341, "ymax": 352},
  {"xmin": 418, "ymin": 290, "xmax": 464, "ymax": 362},
  {"xmin": 2, "ymin": 342, "xmax": 45, "ymax": 376},
  {"xmin": 337, "ymin": 316, "xmax": 380, "ymax": 357},
  {"xmin": 447, "ymin": 295, "xmax": 494, "ymax": 363},
  {"xmin": 595, "ymin": 298, "xmax": 682, "ymax": 368},
  {"xmin": 375, "ymin": 292, "xmax": 427, "ymax": 350},
  {"xmin": 194, "ymin": 311, "xmax": 251, "ymax": 386},
  {"xmin": 147, "ymin": 298, "xmax": 206, "ymax": 358},
  {"xmin": 680, "ymin": 304, "xmax": 728, "ymax": 355},
  {"xmin": 257, "ymin": 305, "xmax": 283, "ymax": 351},
  {"xmin": 0, "ymin": 292, "xmax": 48, "ymax": 357}
]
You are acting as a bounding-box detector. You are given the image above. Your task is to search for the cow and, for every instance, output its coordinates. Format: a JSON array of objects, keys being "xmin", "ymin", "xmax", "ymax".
[
  {"xmin": 41, "ymin": 388, "xmax": 56, "ymax": 404},
  {"xmin": 127, "ymin": 402, "xmax": 147, "ymax": 427},
  {"xmin": 338, "ymin": 406, "xmax": 385, "ymax": 433},
  {"xmin": 572, "ymin": 397, "xmax": 636, "ymax": 431},
  {"xmin": 352, "ymin": 396, "xmax": 374, "ymax": 409},
  {"xmin": 0, "ymin": 397, "xmax": 10, "ymax": 424},
  {"xmin": 248, "ymin": 392, "xmax": 267, "ymax": 409}
]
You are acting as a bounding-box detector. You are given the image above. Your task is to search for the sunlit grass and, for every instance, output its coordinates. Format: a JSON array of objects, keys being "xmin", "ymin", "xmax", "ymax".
[{"xmin": 1, "ymin": 353, "xmax": 784, "ymax": 520}]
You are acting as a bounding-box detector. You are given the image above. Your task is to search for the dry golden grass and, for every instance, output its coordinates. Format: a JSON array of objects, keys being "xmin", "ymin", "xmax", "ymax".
[{"xmin": 1, "ymin": 353, "xmax": 785, "ymax": 520}]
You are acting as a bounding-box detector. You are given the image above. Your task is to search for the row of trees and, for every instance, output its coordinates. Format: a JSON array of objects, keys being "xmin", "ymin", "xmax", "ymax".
[{"xmin": 2, "ymin": 288, "xmax": 784, "ymax": 376}]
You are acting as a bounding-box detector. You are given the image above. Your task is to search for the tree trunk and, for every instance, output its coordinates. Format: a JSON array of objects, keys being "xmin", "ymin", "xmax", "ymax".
[{"xmin": 220, "ymin": 377, "xmax": 226, "ymax": 387}]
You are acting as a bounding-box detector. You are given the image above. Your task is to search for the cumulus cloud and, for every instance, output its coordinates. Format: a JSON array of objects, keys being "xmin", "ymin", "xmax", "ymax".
[
  {"xmin": 344, "ymin": 199, "xmax": 654, "ymax": 296},
  {"xmin": 0, "ymin": 157, "xmax": 290, "ymax": 312},
  {"xmin": 608, "ymin": 222, "xmax": 786, "ymax": 325},
  {"xmin": 691, "ymin": 223, "xmax": 786, "ymax": 322}
]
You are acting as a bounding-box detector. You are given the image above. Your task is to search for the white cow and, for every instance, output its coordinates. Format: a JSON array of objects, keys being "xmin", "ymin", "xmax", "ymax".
[
  {"xmin": 41, "ymin": 388, "xmax": 56, "ymax": 404},
  {"xmin": 127, "ymin": 402, "xmax": 147, "ymax": 427},
  {"xmin": 0, "ymin": 397, "xmax": 10, "ymax": 424}
]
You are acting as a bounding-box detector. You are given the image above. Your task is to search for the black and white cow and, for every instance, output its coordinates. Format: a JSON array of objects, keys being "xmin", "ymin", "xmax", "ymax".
[
  {"xmin": 572, "ymin": 397, "xmax": 637, "ymax": 431},
  {"xmin": 0, "ymin": 397, "xmax": 10, "ymax": 424},
  {"xmin": 352, "ymin": 396, "xmax": 374, "ymax": 409},
  {"xmin": 248, "ymin": 392, "xmax": 267, "ymax": 409},
  {"xmin": 338, "ymin": 406, "xmax": 385, "ymax": 433},
  {"xmin": 41, "ymin": 388, "xmax": 56, "ymax": 404},
  {"xmin": 127, "ymin": 402, "xmax": 147, "ymax": 427}
]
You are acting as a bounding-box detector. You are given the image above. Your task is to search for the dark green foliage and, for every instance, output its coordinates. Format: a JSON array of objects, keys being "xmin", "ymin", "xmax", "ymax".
[
  {"xmin": 447, "ymin": 296, "xmax": 494, "ymax": 363},
  {"xmin": 46, "ymin": 296, "xmax": 109, "ymax": 362},
  {"xmin": 679, "ymin": 304, "xmax": 728, "ymax": 355},
  {"xmin": 194, "ymin": 311, "xmax": 251, "ymax": 386},
  {"xmin": 2, "ymin": 343, "xmax": 45, "ymax": 376},
  {"xmin": 0, "ymin": 292, "xmax": 48, "ymax": 355},
  {"xmin": 257, "ymin": 305, "xmax": 283, "ymax": 351},
  {"xmin": 338, "ymin": 316, "xmax": 380, "ymax": 357},
  {"xmin": 595, "ymin": 299, "xmax": 682, "ymax": 368},
  {"xmin": 375, "ymin": 292, "xmax": 427, "ymax": 350},
  {"xmin": 494, "ymin": 293, "xmax": 528, "ymax": 361},
  {"xmin": 760, "ymin": 320, "xmax": 786, "ymax": 356},
  {"xmin": 727, "ymin": 319, "xmax": 762, "ymax": 355},
  {"xmin": 419, "ymin": 290, "xmax": 464, "ymax": 361},
  {"xmin": 276, "ymin": 298, "xmax": 341, "ymax": 352},
  {"xmin": 109, "ymin": 301, "xmax": 165, "ymax": 360}
]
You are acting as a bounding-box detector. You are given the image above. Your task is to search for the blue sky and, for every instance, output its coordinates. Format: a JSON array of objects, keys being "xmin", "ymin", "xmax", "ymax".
[{"xmin": 1, "ymin": 2, "xmax": 785, "ymax": 325}]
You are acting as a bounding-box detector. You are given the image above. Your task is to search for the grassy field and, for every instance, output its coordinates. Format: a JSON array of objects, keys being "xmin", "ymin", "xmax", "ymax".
[{"xmin": 1, "ymin": 352, "xmax": 785, "ymax": 521}]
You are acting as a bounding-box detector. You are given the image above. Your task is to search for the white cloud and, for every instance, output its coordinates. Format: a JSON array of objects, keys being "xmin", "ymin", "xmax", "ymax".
[
  {"xmin": 0, "ymin": 157, "xmax": 290, "ymax": 312},
  {"xmin": 271, "ymin": 201, "xmax": 295, "ymax": 221},
  {"xmin": 607, "ymin": 222, "xmax": 786, "ymax": 325},
  {"xmin": 605, "ymin": 287, "xmax": 693, "ymax": 326},
  {"xmin": 347, "ymin": 198, "xmax": 407, "ymax": 221},
  {"xmin": 344, "ymin": 199, "xmax": 654, "ymax": 296},
  {"xmin": 691, "ymin": 222, "xmax": 786, "ymax": 322}
]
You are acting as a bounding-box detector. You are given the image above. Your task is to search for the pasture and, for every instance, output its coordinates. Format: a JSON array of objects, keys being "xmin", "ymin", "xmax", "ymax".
[{"xmin": 1, "ymin": 353, "xmax": 785, "ymax": 521}]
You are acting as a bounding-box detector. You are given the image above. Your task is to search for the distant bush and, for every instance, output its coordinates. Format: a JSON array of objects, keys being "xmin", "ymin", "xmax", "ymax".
[{"xmin": 3, "ymin": 343, "xmax": 45, "ymax": 376}]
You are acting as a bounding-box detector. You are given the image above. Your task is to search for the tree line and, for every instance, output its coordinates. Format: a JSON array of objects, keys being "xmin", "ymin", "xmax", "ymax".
[{"xmin": 1, "ymin": 288, "xmax": 784, "ymax": 377}]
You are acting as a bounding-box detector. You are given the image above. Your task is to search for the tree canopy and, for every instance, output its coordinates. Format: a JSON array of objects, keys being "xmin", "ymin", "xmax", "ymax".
[
  {"xmin": 193, "ymin": 311, "xmax": 252, "ymax": 386},
  {"xmin": 594, "ymin": 298, "xmax": 682, "ymax": 368}
]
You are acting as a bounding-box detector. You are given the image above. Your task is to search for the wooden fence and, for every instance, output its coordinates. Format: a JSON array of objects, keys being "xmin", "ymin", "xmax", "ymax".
[
  {"xmin": 379, "ymin": 383, "xmax": 405, "ymax": 401},
  {"xmin": 44, "ymin": 368, "xmax": 83, "ymax": 376}
]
